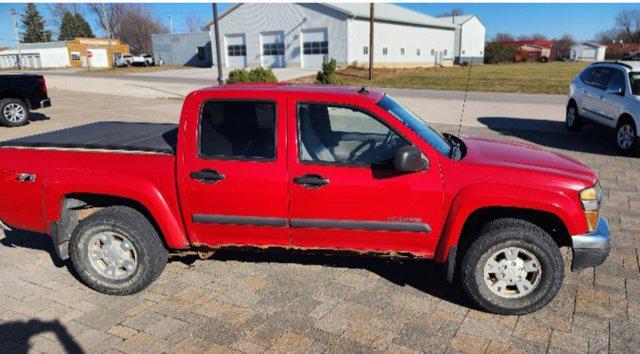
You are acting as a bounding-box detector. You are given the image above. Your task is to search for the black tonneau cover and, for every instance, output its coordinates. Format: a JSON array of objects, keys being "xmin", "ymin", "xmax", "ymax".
[{"xmin": 0, "ymin": 122, "xmax": 178, "ymax": 154}]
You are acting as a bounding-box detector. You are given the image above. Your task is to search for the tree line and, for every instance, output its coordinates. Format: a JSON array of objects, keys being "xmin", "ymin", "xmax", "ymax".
[{"xmin": 17, "ymin": 3, "xmax": 170, "ymax": 54}]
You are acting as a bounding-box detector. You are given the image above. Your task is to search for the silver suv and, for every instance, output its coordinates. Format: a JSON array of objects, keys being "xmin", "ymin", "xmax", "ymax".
[{"xmin": 567, "ymin": 61, "xmax": 640, "ymax": 154}]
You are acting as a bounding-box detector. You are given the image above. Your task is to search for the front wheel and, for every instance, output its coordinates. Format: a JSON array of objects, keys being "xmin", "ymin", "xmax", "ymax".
[
  {"xmin": 615, "ymin": 120, "xmax": 638, "ymax": 155},
  {"xmin": 460, "ymin": 218, "xmax": 564, "ymax": 315},
  {"xmin": 566, "ymin": 103, "xmax": 583, "ymax": 132},
  {"xmin": 69, "ymin": 206, "xmax": 168, "ymax": 295},
  {"xmin": 0, "ymin": 98, "xmax": 29, "ymax": 127}
]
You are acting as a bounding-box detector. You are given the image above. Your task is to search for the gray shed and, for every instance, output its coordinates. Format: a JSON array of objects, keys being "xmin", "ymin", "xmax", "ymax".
[
  {"xmin": 570, "ymin": 42, "xmax": 607, "ymax": 62},
  {"xmin": 151, "ymin": 32, "xmax": 212, "ymax": 67}
]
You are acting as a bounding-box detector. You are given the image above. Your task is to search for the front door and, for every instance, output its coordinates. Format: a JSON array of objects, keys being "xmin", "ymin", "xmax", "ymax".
[
  {"xmin": 178, "ymin": 92, "xmax": 289, "ymax": 247},
  {"xmin": 287, "ymin": 99, "xmax": 444, "ymax": 256}
]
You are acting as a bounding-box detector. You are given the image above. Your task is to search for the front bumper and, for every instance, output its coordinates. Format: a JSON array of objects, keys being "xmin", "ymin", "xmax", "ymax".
[{"xmin": 571, "ymin": 216, "xmax": 610, "ymax": 271}]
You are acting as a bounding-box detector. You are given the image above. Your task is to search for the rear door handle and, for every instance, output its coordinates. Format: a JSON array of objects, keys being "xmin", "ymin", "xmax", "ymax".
[
  {"xmin": 293, "ymin": 174, "xmax": 329, "ymax": 188},
  {"xmin": 190, "ymin": 169, "xmax": 225, "ymax": 183}
]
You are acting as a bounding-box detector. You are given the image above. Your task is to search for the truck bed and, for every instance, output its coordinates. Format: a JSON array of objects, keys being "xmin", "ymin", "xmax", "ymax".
[{"xmin": 0, "ymin": 122, "xmax": 178, "ymax": 154}]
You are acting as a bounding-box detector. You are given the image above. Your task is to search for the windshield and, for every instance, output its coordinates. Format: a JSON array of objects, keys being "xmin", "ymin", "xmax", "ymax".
[
  {"xmin": 377, "ymin": 94, "xmax": 452, "ymax": 157},
  {"xmin": 630, "ymin": 72, "xmax": 640, "ymax": 95}
]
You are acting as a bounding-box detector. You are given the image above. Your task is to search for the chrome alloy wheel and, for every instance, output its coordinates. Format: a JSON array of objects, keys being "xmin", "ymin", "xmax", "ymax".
[
  {"xmin": 88, "ymin": 232, "xmax": 138, "ymax": 280},
  {"xmin": 617, "ymin": 124, "xmax": 635, "ymax": 150},
  {"xmin": 566, "ymin": 106, "xmax": 576, "ymax": 126},
  {"xmin": 483, "ymin": 247, "xmax": 542, "ymax": 299},
  {"xmin": 3, "ymin": 103, "xmax": 26, "ymax": 123}
]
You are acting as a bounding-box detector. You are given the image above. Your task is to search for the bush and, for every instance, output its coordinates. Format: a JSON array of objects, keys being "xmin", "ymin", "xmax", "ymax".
[
  {"xmin": 484, "ymin": 43, "xmax": 517, "ymax": 64},
  {"xmin": 316, "ymin": 58, "xmax": 341, "ymax": 85},
  {"xmin": 227, "ymin": 68, "xmax": 251, "ymax": 84},
  {"xmin": 226, "ymin": 67, "xmax": 278, "ymax": 84}
]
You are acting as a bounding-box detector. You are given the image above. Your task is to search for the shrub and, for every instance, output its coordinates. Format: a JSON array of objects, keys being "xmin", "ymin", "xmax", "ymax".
[
  {"xmin": 227, "ymin": 68, "xmax": 250, "ymax": 84},
  {"xmin": 316, "ymin": 58, "xmax": 341, "ymax": 85},
  {"xmin": 484, "ymin": 43, "xmax": 518, "ymax": 64},
  {"xmin": 226, "ymin": 67, "xmax": 278, "ymax": 84}
]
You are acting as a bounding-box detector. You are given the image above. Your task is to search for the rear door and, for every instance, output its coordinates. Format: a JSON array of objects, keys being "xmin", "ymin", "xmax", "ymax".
[
  {"xmin": 178, "ymin": 91, "xmax": 290, "ymax": 247},
  {"xmin": 600, "ymin": 68, "xmax": 627, "ymax": 127},
  {"xmin": 286, "ymin": 96, "xmax": 444, "ymax": 256},
  {"xmin": 583, "ymin": 67, "xmax": 615, "ymax": 124}
]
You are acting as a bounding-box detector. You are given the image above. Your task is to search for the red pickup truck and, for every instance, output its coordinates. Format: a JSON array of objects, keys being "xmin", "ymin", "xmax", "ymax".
[{"xmin": 0, "ymin": 84, "xmax": 609, "ymax": 314}]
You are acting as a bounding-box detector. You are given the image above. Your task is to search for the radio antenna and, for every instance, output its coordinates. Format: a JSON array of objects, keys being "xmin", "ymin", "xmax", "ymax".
[{"xmin": 457, "ymin": 62, "xmax": 473, "ymax": 137}]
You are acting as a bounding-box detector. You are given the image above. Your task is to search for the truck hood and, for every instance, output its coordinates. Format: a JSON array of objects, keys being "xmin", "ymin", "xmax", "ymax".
[{"xmin": 460, "ymin": 136, "xmax": 597, "ymax": 184}]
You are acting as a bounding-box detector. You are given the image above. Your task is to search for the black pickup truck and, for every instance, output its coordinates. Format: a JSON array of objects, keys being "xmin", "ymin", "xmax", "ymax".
[{"xmin": 0, "ymin": 74, "xmax": 51, "ymax": 127}]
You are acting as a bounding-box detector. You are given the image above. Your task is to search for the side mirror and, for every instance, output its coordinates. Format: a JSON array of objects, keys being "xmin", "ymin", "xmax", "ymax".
[
  {"xmin": 606, "ymin": 87, "xmax": 623, "ymax": 95},
  {"xmin": 394, "ymin": 146, "xmax": 429, "ymax": 173}
]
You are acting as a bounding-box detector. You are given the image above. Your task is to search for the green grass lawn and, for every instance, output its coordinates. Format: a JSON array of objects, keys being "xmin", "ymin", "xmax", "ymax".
[{"xmin": 301, "ymin": 62, "xmax": 590, "ymax": 95}]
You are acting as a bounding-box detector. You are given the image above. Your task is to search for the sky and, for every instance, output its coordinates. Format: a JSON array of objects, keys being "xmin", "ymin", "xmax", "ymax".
[{"xmin": 0, "ymin": 2, "xmax": 639, "ymax": 48}]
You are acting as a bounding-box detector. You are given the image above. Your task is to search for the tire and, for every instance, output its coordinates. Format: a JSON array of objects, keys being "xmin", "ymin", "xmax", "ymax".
[
  {"xmin": 69, "ymin": 206, "xmax": 168, "ymax": 295},
  {"xmin": 615, "ymin": 119, "xmax": 638, "ymax": 155},
  {"xmin": 565, "ymin": 102, "xmax": 583, "ymax": 132},
  {"xmin": 460, "ymin": 218, "xmax": 564, "ymax": 315},
  {"xmin": 0, "ymin": 98, "xmax": 29, "ymax": 127}
]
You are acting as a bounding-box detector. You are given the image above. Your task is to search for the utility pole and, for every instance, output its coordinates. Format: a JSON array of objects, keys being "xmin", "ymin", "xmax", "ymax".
[
  {"xmin": 212, "ymin": 3, "xmax": 223, "ymax": 85},
  {"xmin": 169, "ymin": 15, "xmax": 173, "ymax": 34},
  {"xmin": 11, "ymin": 8, "xmax": 23, "ymax": 70},
  {"xmin": 368, "ymin": 3, "xmax": 374, "ymax": 81}
]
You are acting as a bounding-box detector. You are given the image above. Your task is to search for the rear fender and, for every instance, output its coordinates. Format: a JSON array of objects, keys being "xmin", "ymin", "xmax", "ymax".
[
  {"xmin": 434, "ymin": 183, "xmax": 585, "ymax": 263},
  {"xmin": 43, "ymin": 169, "xmax": 189, "ymax": 250}
]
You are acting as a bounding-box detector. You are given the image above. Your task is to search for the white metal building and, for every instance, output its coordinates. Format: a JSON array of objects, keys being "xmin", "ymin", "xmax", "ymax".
[
  {"xmin": 570, "ymin": 42, "xmax": 607, "ymax": 62},
  {"xmin": 206, "ymin": 3, "xmax": 485, "ymax": 69},
  {"xmin": 435, "ymin": 15, "xmax": 486, "ymax": 65},
  {"xmin": 0, "ymin": 42, "xmax": 70, "ymax": 69}
]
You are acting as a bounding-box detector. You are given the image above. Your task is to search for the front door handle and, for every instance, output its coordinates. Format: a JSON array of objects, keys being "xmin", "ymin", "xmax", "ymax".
[
  {"xmin": 293, "ymin": 174, "xmax": 329, "ymax": 188},
  {"xmin": 190, "ymin": 169, "xmax": 225, "ymax": 183}
]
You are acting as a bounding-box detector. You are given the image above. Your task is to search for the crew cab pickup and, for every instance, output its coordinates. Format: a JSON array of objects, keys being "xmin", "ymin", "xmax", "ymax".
[
  {"xmin": 0, "ymin": 74, "xmax": 51, "ymax": 127},
  {"xmin": 0, "ymin": 84, "xmax": 610, "ymax": 314}
]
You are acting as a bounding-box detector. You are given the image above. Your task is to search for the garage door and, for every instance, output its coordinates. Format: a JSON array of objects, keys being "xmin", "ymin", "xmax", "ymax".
[
  {"xmin": 261, "ymin": 31, "xmax": 285, "ymax": 68},
  {"xmin": 302, "ymin": 28, "xmax": 328, "ymax": 69},
  {"xmin": 88, "ymin": 48, "xmax": 109, "ymax": 68},
  {"xmin": 225, "ymin": 34, "xmax": 247, "ymax": 68},
  {"xmin": 582, "ymin": 48, "xmax": 595, "ymax": 60}
]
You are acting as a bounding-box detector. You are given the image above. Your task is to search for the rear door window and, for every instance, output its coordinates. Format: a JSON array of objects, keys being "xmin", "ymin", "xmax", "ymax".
[
  {"xmin": 199, "ymin": 101, "xmax": 276, "ymax": 160},
  {"xmin": 606, "ymin": 69, "xmax": 626, "ymax": 94}
]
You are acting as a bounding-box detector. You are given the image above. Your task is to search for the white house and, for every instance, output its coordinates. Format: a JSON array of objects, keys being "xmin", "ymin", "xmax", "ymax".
[
  {"xmin": 570, "ymin": 42, "xmax": 607, "ymax": 62},
  {"xmin": 206, "ymin": 3, "xmax": 486, "ymax": 69},
  {"xmin": 0, "ymin": 42, "xmax": 70, "ymax": 69},
  {"xmin": 434, "ymin": 14, "xmax": 486, "ymax": 65}
]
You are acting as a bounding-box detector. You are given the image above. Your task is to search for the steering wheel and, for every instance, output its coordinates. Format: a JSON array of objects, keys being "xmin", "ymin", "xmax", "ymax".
[{"xmin": 348, "ymin": 139, "xmax": 376, "ymax": 162}]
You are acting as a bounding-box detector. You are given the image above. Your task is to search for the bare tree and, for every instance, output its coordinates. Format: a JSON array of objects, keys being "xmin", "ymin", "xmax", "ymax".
[
  {"xmin": 553, "ymin": 34, "xmax": 576, "ymax": 58},
  {"xmin": 616, "ymin": 9, "xmax": 640, "ymax": 43},
  {"xmin": 185, "ymin": 15, "xmax": 204, "ymax": 33},
  {"xmin": 493, "ymin": 33, "xmax": 514, "ymax": 42},
  {"xmin": 594, "ymin": 29, "xmax": 622, "ymax": 44},
  {"xmin": 117, "ymin": 5, "xmax": 168, "ymax": 54},
  {"xmin": 88, "ymin": 3, "xmax": 125, "ymax": 39}
]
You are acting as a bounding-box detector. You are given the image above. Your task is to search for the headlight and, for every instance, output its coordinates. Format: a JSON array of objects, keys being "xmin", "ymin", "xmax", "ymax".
[{"xmin": 580, "ymin": 181, "xmax": 601, "ymax": 231}]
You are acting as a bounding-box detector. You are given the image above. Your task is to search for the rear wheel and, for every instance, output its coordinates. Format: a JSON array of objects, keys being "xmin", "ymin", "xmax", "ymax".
[
  {"xmin": 566, "ymin": 102, "xmax": 583, "ymax": 132},
  {"xmin": 69, "ymin": 206, "xmax": 168, "ymax": 295},
  {"xmin": 0, "ymin": 98, "xmax": 29, "ymax": 127},
  {"xmin": 615, "ymin": 119, "xmax": 638, "ymax": 155},
  {"xmin": 460, "ymin": 218, "xmax": 564, "ymax": 315}
]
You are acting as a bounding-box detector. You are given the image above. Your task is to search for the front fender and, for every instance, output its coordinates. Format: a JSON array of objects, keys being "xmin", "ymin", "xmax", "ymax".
[
  {"xmin": 43, "ymin": 168, "xmax": 189, "ymax": 249},
  {"xmin": 434, "ymin": 183, "xmax": 586, "ymax": 262}
]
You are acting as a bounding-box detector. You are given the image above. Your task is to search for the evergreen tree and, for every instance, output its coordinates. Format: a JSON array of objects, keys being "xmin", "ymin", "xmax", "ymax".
[
  {"xmin": 74, "ymin": 13, "xmax": 94, "ymax": 38},
  {"xmin": 57, "ymin": 11, "xmax": 77, "ymax": 41},
  {"xmin": 21, "ymin": 3, "xmax": 52, "ymax": 43}
]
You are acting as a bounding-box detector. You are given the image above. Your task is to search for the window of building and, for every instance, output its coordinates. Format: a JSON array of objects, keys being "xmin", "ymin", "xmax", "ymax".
[
  {"xmin": 416, "ymin": 49, "xmax": 421, "ymax": 56},
  {"xmin": 363, "ymin": 46, "xmax": 369, "ymax": 55},
  {"xmin": 263, "ymin": 42, "xmax": 285, "ymax": 56},
  {"xmin": 480, "ymin": 50, "xmax": 483, "ymax": 55},
  {"xmin": 462, "ymin": 50, "xmax": 466, "ymax": 55},
  {"xmin": 400, "ymin": 48, "xmax": 405, "ymax": 55},
  {"xmin": 227, "ymin": 45, "xmax": 246, "ymax": 57},
  {"xmin": 444, "ymin": 49, "xmax": 448, "ymax": 56},
  {"xmin": 383, "ymin": 47, "xmax": 388, "ymax": 55},
  {"xmin": 197, "ymin": 46, "xmax": 205, "ymax": 60},
  {"xmin": 71, "ymin": 52, "xmax": 81, "ymax": 61},
  {"xmin": 303, "ymin": 41, "xmax": 328, "ymax": 55},
  {"xmin": 297, "ymin": 103, "xmax": 408, "ymax": 166},
  {"xmin": 199, "ymin": 101, "xmax": 276, "ymax": 160},
  {"xmin": 430, "ymin": 49, "xmax": 435, "ymax": 55}
]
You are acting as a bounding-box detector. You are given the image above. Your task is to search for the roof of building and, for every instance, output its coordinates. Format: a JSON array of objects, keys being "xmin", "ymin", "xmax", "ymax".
[
  {"xmin": 434, "ymin": 14, "xmax": 476, "ymax": 25},
  {"xmin": 2, "ymin": 41, "xmax": 68, "ymax": 51},
  {"xmin": 572, "ymin": 41, "xmax": 607, "ymax": 48},
  {"xmin": 499, "ymin": 40, "xmax": 554, "ymax": 48},
  {"xmin": 208, "ymin": 3, "xmax": 456, "ymax": 29}
]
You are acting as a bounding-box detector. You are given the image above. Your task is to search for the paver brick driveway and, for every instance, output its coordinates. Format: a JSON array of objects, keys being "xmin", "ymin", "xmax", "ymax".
[{"xmin": 0, "ymin": 92, "xmax": 638, "ymax": 353}]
